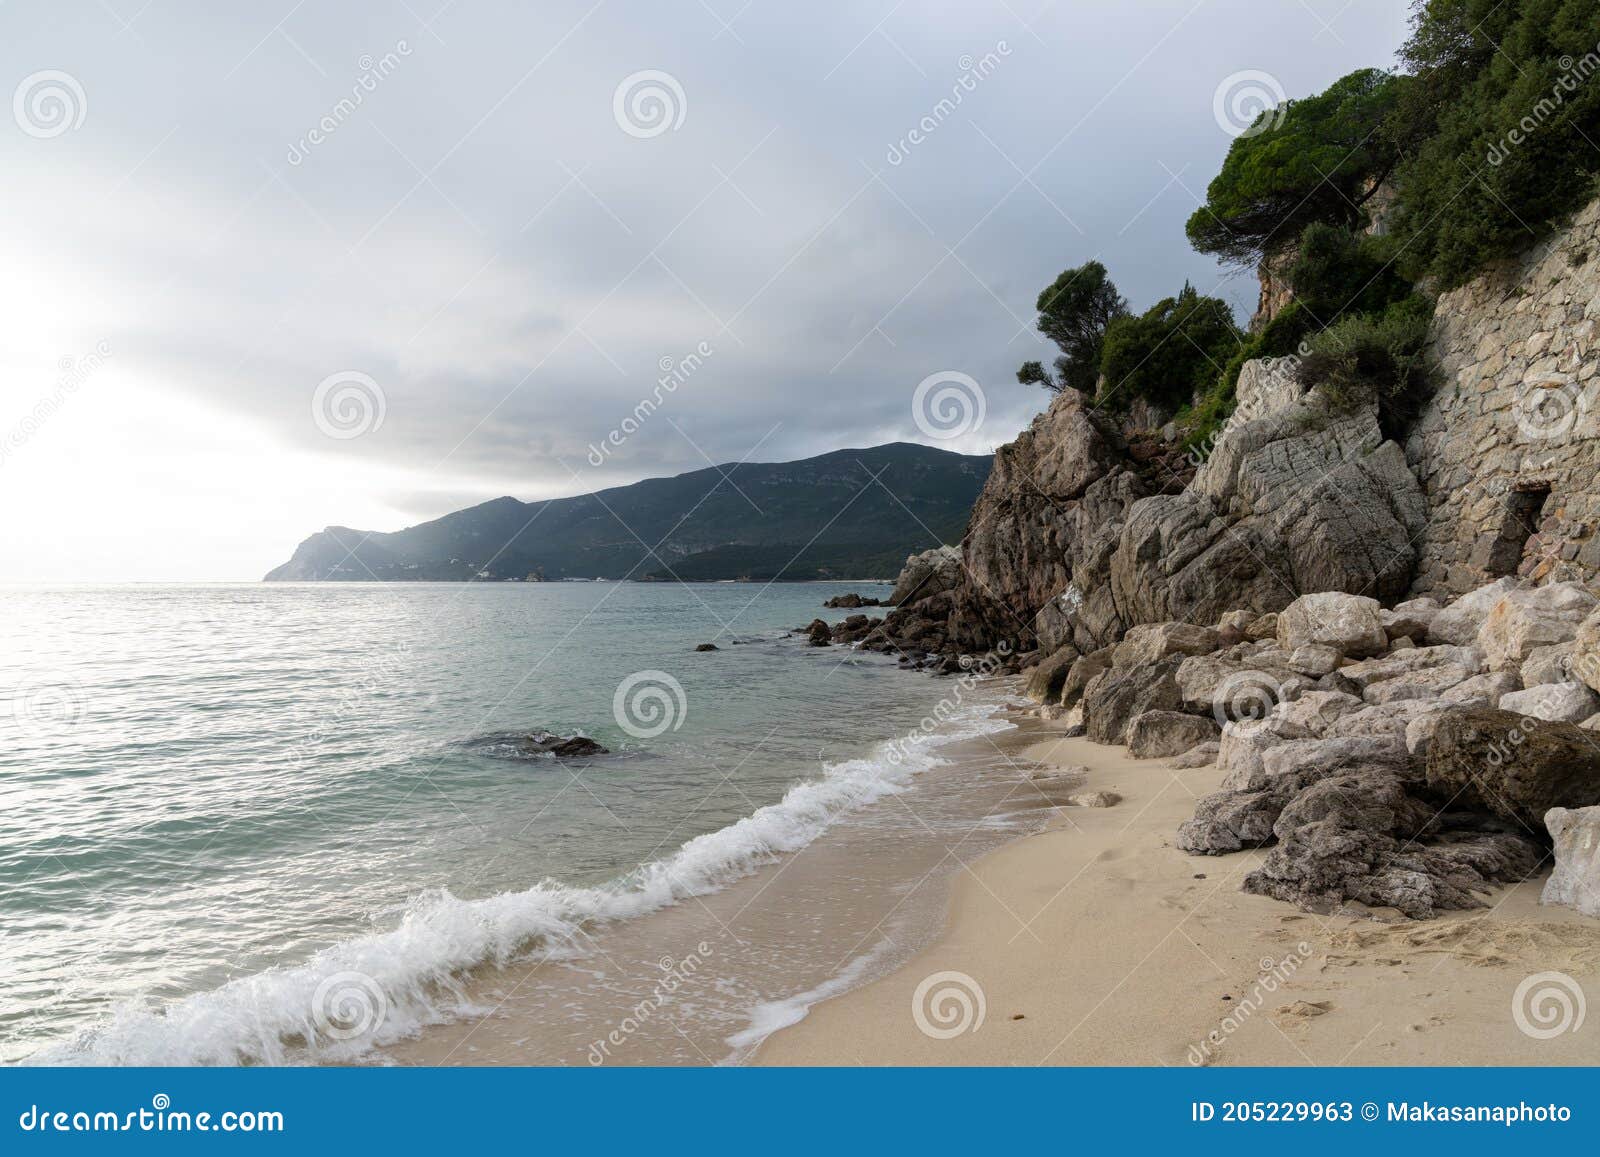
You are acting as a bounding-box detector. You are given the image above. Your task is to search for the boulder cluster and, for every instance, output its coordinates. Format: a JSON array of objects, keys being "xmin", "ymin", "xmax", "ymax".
[{"xmin": 1026, "ymin": 581, "xmax": 1600, "ymax": 918}]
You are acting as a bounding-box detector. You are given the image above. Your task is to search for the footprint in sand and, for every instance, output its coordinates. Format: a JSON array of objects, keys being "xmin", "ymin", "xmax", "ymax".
[{"xmin": 1277, "ymin": 1000, "xmax": 1333, "ymax": 1020}]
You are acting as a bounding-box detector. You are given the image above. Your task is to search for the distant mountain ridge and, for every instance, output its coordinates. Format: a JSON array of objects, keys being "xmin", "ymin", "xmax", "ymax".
[{"xmin": 264, "ymin": 442, "xmax": 992, "ymax": 582}]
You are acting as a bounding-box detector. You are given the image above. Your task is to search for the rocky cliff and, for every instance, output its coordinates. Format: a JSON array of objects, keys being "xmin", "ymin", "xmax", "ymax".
[
  {"xmin": 864, "ymin": 196, "xmax": 1600, "ymax": 920},
  {"xmin": 881, "ymin": 195, "xmax": 1600, "ymax": 671}
]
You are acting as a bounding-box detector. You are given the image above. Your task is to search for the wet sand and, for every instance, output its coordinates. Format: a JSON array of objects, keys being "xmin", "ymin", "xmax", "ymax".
[
  {"xmin": 380, "ymin": 708, "xmax": 1069, "ymax": 1065},
  {"xmin": 755, "ymin": 726, "xmax": 1600, "ymax": 1066}
]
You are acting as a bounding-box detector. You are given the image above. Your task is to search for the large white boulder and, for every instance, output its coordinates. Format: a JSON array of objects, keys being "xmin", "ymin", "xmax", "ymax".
[
  {"xmin": 1476, "ymin": 582, "xmax": 1596, "ymax": 671},
  {"xmin": 1112, "ymin": 622, "xmax": 1220, "ymax": 668},
  {"xmin": 1570, "ymin": 607, "xmax": 1600, "ymax": 694},
  {"xmin": 1428, "ymin": 577, "xmax": 1517, "ymax": 645},
  {"xmin": 1276, "ymin": 591, "xmax": 1387, "ymax": 657},
  {"xmin": 1542, "ymin": 806, "xmax": 1600, "ymax": 917},
  {"xmin": 1498, "ymin": 681, "xmax": 1600, "ymax": 724}
]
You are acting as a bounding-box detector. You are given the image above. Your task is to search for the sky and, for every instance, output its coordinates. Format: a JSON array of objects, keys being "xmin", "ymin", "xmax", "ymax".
[{"xmin": 0, "ymin": 0, "xmax": 1410, "ymax": 581}]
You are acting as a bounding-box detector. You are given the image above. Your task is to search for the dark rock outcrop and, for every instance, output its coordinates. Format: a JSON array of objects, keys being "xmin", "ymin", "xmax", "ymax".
[
  {"xmin": 1083, "ymin": 659, "xmax": 1183, "ymax": 745},
  {"xmin": 823, "ymin": 593, "xmax": 884, "ymax": 608},
  {"xmin": 1423, "ymin": 708, "xmax": 1600, "ymax": 830}
]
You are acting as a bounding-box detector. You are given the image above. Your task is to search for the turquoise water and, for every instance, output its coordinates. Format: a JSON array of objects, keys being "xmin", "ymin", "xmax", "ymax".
[{"xmin": 0, "ymin": 582, "xmax": 1006, "ymax": 1064}]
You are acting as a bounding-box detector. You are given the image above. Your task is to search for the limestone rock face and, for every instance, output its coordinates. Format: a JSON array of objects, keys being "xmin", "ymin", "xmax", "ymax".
[
  {"xmin": 889, "ymin": 545, "xmax": 962, "ymax": 606},
  {"xmin": 943, "ymin": 388, "xmax": 1153, "ymax": 652},
  {"xmin": 1061, "ymin": 647, "xmax": 1115, "ymax": 708},
  {"xmin": 1126, "ymin": 710, "xmax": 1220, "ymax": 759},
  {"xmin": 1475, "ymin": 582, "xmax": 1595, "ymax": 670},
  {"xmin": 1024, "ymin": 644, "xmax": 1081, "ymax": 705},
  {"xmin": 1424, "ymin": 708, "xmax": 1600, "ymax": 829},
  {"xmin": 1521, "ymin": 643, "xmax": 1574, "ymax": 687},
  {"xmin": 1277, "ymin": 592, "xmax": 1388, "ymax": 658},
  {"xmin": 1083, "ymin": 659, "xmax": 1183, "ymax": 745},
  {"xmin": 1497, "ymin": 681, "xmax": 1600, "ymax": 723},
  {"xmin": 1112, "ymin": 622, "xmax": 1220, "ymax": 668},
  {"xmin": 1569, "ymin": 606, "xmax": 1600, "ymax": 693},
  {"xmin": 1428, "ymin": 578, "xmax": 1517, "ymax": 645},
  {"xmin": 1542, "ymin": 806, "xmax": 1600, "ymax": 916}
]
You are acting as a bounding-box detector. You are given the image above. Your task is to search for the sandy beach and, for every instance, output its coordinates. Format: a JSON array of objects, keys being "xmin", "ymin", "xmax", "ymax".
[{"xmin": 754, "ymin": 721, "xmax": 1600, "ymax": 1066}]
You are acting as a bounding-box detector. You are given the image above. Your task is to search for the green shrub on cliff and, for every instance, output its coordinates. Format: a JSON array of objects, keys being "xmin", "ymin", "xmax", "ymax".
[
  {"xmin": 1296, "ymin": 293, "xmax": 1436, "ymax": 437},
  {"xmin": 1096, "ymin": 283, "xmax": 1241, "ymax": 414},
  {"xmin": 1387, "ymin": 0, "xmax": 1600, "ymax": 287},
  {"xmin": 1286, "ymin": 223, "xmax": 1413, "ymax": 320},
  {"xmin": 1186, "ymin": 68, "xmax": 1403, "ymax": 267},
  {"xmin": 1016, "ymin": 260, "xmax": 1130, "ymax": 393},
  {"xmin": 1180, "ymin": 301, "xmax": 1312, "ymax": 451}
]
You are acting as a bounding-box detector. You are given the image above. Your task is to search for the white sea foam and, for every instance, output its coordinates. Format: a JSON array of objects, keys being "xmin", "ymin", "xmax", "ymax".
[{"xmin": 25, "ymin": 703, "xmax": 1011, "ymax": 1066}]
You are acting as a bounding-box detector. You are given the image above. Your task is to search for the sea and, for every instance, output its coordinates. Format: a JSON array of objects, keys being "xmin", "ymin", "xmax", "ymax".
[{"xmin": 1, "ymin": 581, "xmax": 1047, "ymax": 1066}]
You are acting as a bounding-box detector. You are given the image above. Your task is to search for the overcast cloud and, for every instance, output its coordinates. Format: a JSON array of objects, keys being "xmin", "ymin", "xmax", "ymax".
[{"xmin": 0, "ymin": 0, "xmax": 1407, "ymax": 580}]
